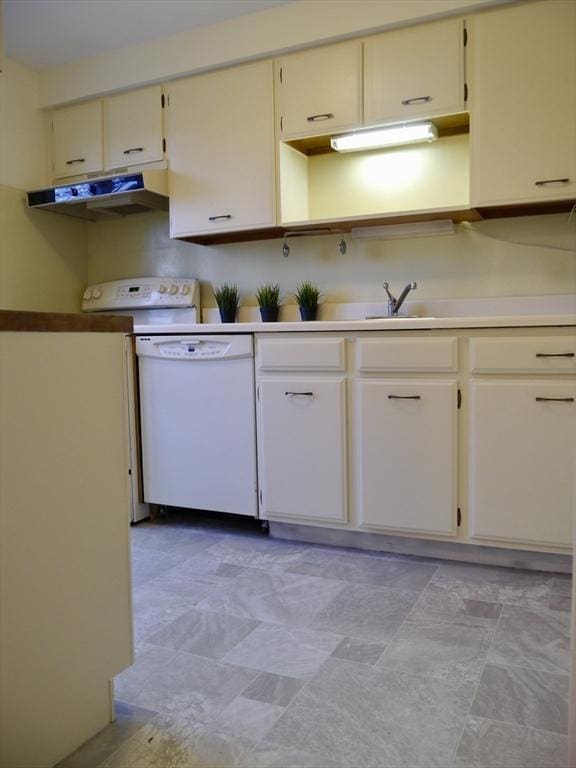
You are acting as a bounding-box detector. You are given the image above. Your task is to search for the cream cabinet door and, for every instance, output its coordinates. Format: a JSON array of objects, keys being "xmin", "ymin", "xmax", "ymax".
[
  {"xmin": 168, "ymin": 61, "xmax": 275, "ymax": 237},
  {"xmin": 105, "ymin": 86, "xmax": 163, "ymax": 170},
  {"xmin": 364, "ymin": 18, "xmax": 465, "ymax": 127},
  {"xmin": 469, "ymin": 381, "xmax": 575, "ymax": 547},
  {"xmin": 258, "ymin": 378, "xmax": 347, "ymax": 523},
  {"xmin": 52, "ymin": 101, "xmax": 103, "ymax": 179},
  {"xmin": 357, "ymin": 379, "xmax": 457, "ymax": 535},
  {"xmin": 276, "ymin": 41, "xmax": 362, "ymax": 139},
  {"xmin": 471, "ymin": 0, "xmax": 576, "ymax": 206}
]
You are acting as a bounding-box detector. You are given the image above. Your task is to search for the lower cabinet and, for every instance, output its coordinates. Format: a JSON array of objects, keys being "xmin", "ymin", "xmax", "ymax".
[
  {"xmin": 469, "ymin": 380, "xmax": 575, "ymax": 547},
  {"xmin": 257, "ymin": 377, "xmax": 347, "ymax": 523},
  {"xmin": 357, "ymin": 379, "xmax": 458, "ymax": 535}
]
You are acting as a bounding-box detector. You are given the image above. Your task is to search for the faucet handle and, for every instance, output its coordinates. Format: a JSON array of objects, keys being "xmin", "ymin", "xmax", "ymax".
[{"xmin": 382, "ymin": 282, "xmax": 395, "ymax": 301}]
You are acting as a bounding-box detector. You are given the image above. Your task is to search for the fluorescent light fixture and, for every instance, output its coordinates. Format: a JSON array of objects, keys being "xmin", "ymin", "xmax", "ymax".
[
  {"xmin": 351, "ymin": 219, "xmax": 456, "ymax": 240},
  {"xmin": 331, "ymin": 122, "xmax": 438, "ymax": 153}
]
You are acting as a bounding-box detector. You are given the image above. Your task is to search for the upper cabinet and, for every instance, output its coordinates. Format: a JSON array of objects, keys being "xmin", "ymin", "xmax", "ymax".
[
  {"xmin": 51, "ymin": 87, "xmax": 164, "ymax": 181},
  {"xmin": 52, "ymin": 101, "xmax": 104, "ymax": 179},
  {"xmin": 471, "ymin": 0, "xmax": 576, "ymax": 207},
  {"xmin": 167, "ymin": 60, "xmax": 276, "ymax": 239},
  {"xmin": 104, "ymin": 86, "xmax": 164, "ymax": 170},
  {"xmin": 275, "ymin": 41, "xmax": 362, "ymax": 140},
  {"xmin": 364, "ymin": 18, "xmax": 465, "ymax": 127}
]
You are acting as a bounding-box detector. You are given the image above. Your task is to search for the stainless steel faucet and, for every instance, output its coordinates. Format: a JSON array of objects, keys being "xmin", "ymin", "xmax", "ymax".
[{"xmin": 383, "ymin": 281, "xmax": 417, "ymax": 316}]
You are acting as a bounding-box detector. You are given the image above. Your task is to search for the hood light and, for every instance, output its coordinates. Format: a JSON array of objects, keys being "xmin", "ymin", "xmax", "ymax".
[{"xmin": 331, "ymin": 122, "xmax": 438, "ymax": 153}]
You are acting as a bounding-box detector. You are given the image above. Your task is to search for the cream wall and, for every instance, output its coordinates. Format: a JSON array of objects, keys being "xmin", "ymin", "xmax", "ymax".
[
  {"xmin": 38, "ymin": 0, "xmax": 502, "ymax": 107},
  {"xmin": 86, "ymin": 211, "xmax": 576, "ymax": 309},
  {"xmin": 0, "ymin": 58, "xmax": 87, "ymax": 312}
]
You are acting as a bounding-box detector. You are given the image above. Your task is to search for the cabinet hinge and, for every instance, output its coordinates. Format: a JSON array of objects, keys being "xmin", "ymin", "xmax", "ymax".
[
  {"xmin": 257, "ymin": 386, "xmax": 260, "ymax": 401},
  {"xmin": 259, "ymin": 489, "xmax": 263, "ymax": 504},
  {"xmin": 280, "ymin": 115, "xmax": 283, "ymax": 132},
  {"xmin": 279, "ymin": 66, "xmax": 283, "ymax": 84},
  {"xmin": 128, "ymin": 468, "xmax": 132, "ymax": 476},
  {"xmin": 463, "ymin": 27, "xmax": 468, "ymax": 47},
  {"xmin": 162, "ymin": 137, "xmax": 166, "ymax": 153},
  {"xmin": 161, "ymin": 93, "xmax": 165, "ymax": 108},
  {"xmin": 457, "ymin": 508, "xmax": 462, "ymax": 527},
  {"xmin": 457, "ymin": 388, "xmax": 462, "ymax": 409},
  {"xmin": 464, "ymin": 82, "xmax": 469, "ymax": 103}
]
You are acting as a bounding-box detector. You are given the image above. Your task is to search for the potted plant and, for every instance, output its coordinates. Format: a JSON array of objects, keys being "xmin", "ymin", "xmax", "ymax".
[
  {"xmin": 295, "ymin": 281, "xmax": 321, "ymax": 321},
  {"xmin": 214, "ymin": 283, "xmax": 239, "ymax": 323},
  {"xmin": 256, "ymin": 283, "xmax": 281, "ymax": 322}
]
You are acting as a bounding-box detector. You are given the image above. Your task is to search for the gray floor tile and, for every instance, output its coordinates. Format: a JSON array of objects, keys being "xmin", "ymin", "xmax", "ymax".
[
  {"xmin": 265, "ymin": 658, "xmax": 476, "ymax": 768},
  {"xmin": 407, "ymin": 584, "xmax": 503, "ymax": 629},
  {"xmin": 431, "ymin": 563, "xmax": 552, "ymax": 608},
  {"xmin": 212, "ymin": 697, "xmax": 284, "ymax": 742},
  {"xmin": 114, "ymin": 645, "xmax": 258, "ymax": 723},
  {"xmin": 310, "ymin": 582, "xmax": 417, "ymax": 641},
  {"xmin": 288, "ymin": 550, "xmax": 437, "ymax": 592},
  {"xmin": 99, "ymin": 713, "xmax": 254, "ymax": 768},
  {"xmin": 203, "ymin": 535, "xmax": 311, "ymax": 568},
  {"xmin": 330, "ymin": 637, "xmax": 386, "ymax": 665},
  {"xmin": 223, "ymin": 622, "xmax": 343, "ymax": 679},
  {"xmin": 146, "ymin": 608, "xmax": 260, "ymax": 659},
  {"xmin": 145, "ymin": 555, "xmax": 246, "ymax": 598},
  {"xmin": 453, "ymin": 715, "xmax": 568, "ymax": 768},
  {"xmin": 131, "ymin": 585, "xmax": 206, "ymax": 644},
  {"xmin": 55, "ymin": 701, "xmax": 157, "ymax": 768},
  {"xmin": 247, "ymin": 741, "xmax": 345, "ymax": 768},
  {"xmin": 487, "ymin": 605, "xmax": 571, "ymax": 674},
  {"xmin": 550, "ymin": 594, "xmax": 571, "ymax": 612},
  {"xmin": 242, "ymin": 672, "xmax": 305, "ymax": 707},
  {"xmin": 378, "ymin": 622, "xmax": 493, "ymax": 684},
  {"xmin": 470, "ymin": 663, "xmax": 569, "ymax": 734},
  {"xmin": 131, "ymin": 526, "xmax": 225, "ymax": 557},
  {"xmin": 130, "ymin": 546, "xmax": 189, "ymax": 587},
  {"xmin": 197, "ymin": 567, "xmax": 345, "ymax": 625}
]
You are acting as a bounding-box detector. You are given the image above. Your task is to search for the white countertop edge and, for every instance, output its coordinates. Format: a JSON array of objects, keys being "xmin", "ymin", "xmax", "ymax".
[{"xmin": 134, "ymin": 314, "xmax": 576, "ymax": 335}]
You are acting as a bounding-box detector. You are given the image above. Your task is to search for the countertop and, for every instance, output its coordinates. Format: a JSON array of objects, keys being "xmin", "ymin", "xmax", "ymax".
[
  {"xmin": 134, "ymin": 314, "xmax": 576, "ymax": 335},
  {"xmin": 0, "ymin": 310, "xmax": 133, "ymax": 333}
]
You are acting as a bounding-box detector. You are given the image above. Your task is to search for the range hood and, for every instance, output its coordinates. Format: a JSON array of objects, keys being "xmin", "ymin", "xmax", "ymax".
[{"xmin": 27, "ymin": 170, "xmax": 168, "ymax": 221}]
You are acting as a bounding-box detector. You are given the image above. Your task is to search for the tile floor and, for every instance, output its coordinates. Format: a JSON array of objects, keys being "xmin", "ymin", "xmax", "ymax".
[{"xmin": 58, "ymin": 514, "xmax": 572, "ymax": 768}]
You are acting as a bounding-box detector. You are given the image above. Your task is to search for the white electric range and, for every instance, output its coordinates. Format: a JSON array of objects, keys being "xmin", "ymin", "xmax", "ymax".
[{"xmin": 83, "ymin": 277, "xmax": 258, "ymax": 521}]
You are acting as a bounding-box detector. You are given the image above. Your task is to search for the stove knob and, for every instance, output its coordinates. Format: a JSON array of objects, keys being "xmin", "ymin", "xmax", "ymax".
[
  {"xmin": 158, "ymin": 284, "xmax": 167, "ymax": 294},
  {"xmin": 92, "ymin": 287, "xmax": 102, "ymax": 299},
  {"xmin": 169, "ymin": 284, "xmax": 179, "ymax": 295},
  {"xmin": 83, "ymin": 288, "xmax": 93, "ymax": 300},
  {"xmin": 180, "ymin": 284, "xmax": 190, "ymax": 295}
]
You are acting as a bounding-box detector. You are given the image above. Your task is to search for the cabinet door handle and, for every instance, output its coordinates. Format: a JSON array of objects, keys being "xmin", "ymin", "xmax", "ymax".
[
  {"xmin": 285, "ymin": 391, "xmax": 314, "ymax": 397},
  {"xmin": 388, "ymin": 395, "xmax": 421, "ymax": 400},
  {"xmin": 208, "ymin": 214, "xmax": 232, "ymax": 221},
  {"xmin": 401, "ymin": 96, "xmax": 433, "ymax": 106},
  {"xmin": 534, "ymin": 178, "xmax": 570, "ymax": 186},
  {"xmin": 535, "ymin": 397, "xmax": 574, "ymax": 402},
  {"xmin": 65, "ymin": 158, "xmax": 85, "ymax": 165},
  {"xmin": 536, "ymin": 352, "xmax": 575, "ymax": 358},
  {"xmin": 306, "ymin": 113, "xmax": 334, "ymax": 122},
  {"xmin": 123, "ymin": 147, "xmax": 144, "ymax": 154}
]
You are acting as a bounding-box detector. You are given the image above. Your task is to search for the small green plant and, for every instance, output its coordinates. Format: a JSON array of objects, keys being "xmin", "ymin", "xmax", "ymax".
[
  {"xmin": 295, "ymin": 281, "xmax": 320, "ymax": 309},
  {"xmin": 214, "ymin": 283, "xmax": 239, "ymax": 313},
  {"xmin": 255, "ymin": 283, "xmax": 280, "ymax": 309}
]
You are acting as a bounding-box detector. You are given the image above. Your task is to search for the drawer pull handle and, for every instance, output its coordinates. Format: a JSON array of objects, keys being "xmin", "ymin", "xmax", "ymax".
[
  {"xmin": 534, "ymin": 178, "xmax": 570, "ymax": 186},
  {"xmin": 535, "ymin": 352, "xmax": 574, "ymax": 358},
  {"xmin": 65, "ymin": 158, "xmax": 85, "ymax": 165},
  {"xmin": 285, "ymin": 391, "xmax": 314, "ymax": 397},
  {"xmin": 306, "ymin": 113, "xmax": 334, "ymax": 122},
  {"xmin": 401, "ymin": 96, "xmax": 432, "ymax": 106},
  {"xmin": 535, "ymin": 397, "xmax": 574, "ymax": 403},
  {"xmin": 123, "ymin": 147, "xmax": 144, "ymax": 154},
  {"xmin": 208, "ymin": 214, "xmax": 232, "ymax": 221},
  {"xmin": 388, "ymin": 395, "xmax": 421, "ymax": 400}
]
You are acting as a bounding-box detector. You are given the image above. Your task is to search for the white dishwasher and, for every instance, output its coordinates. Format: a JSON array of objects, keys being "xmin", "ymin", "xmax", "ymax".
[{"xmin": 136, "ymin": 334, "xmax": 258, "ymax": 516}]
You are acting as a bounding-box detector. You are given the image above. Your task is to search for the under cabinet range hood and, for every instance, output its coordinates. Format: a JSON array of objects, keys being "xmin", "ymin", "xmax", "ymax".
[{"xmin": 27, "ymin": 170, "xmax": 168, "ymax": 221}]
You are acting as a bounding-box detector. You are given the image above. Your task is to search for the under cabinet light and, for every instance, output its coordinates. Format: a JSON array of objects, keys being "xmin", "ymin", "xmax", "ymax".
[
  {"xmin": 351, "ymin": 219, "xmax": 456, "ymax": 240},
  {"xmin": 331, "ymin": 122, "xmax": 438, "ymax": 153}
]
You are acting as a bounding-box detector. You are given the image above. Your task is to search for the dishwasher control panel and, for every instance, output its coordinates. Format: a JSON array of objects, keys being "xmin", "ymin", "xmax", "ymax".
[
  {"xmin": 136, "ymin": 334, "xmax": 253, "ymax": 361},
  {"xmin": 158, "ymin": 340, "xmax": 230, "ymax": 359}
]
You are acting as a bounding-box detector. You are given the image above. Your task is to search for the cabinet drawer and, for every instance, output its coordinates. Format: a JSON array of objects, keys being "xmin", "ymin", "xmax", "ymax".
[
  {"xmin": 470, "ymin": 337, "xmax": 576, "ymax": 374},
  {"xmin": 258, "ymin": 338, "xmax": 345, "ymax": 371},
  {"xmin": 357, "ymin": 338, "xmax": 457, "ymax": 372}
]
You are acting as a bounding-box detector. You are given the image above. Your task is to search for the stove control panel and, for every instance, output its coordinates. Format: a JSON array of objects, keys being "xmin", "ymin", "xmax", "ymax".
[{"xmin": 82, "ymin": 277, "xmax": 199, "ymax": 312}]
